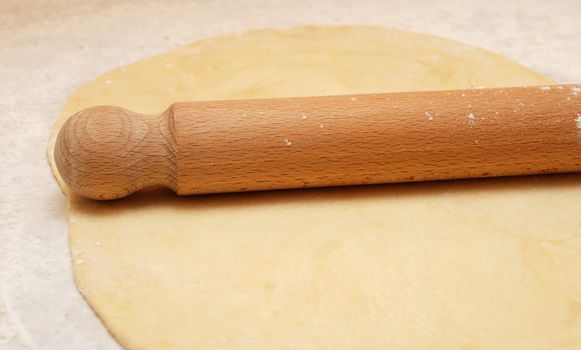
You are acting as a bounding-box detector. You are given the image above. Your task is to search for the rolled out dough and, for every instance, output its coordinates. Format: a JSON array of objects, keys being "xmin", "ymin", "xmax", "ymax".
[{"xmin": 48, "ymin": 26, "xmax": 581, "ymax": 349}]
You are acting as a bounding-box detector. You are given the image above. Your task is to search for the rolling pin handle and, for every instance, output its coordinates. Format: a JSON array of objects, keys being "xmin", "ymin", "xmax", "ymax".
[{"xmin": 54, "ymin": 106, "xmax": 177, "ymax": 200}]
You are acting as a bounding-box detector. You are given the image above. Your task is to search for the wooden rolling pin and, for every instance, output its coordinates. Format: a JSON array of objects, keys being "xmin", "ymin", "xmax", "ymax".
[{"xmin": 55, "ymin": 84, "xmax": 581, "ymax": 200}]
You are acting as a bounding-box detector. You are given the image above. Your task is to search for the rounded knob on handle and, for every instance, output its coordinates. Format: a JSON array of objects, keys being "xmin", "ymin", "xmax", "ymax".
[{"xmin": 54, "ymin": 106, "xmax": 177, "ymax": 200}]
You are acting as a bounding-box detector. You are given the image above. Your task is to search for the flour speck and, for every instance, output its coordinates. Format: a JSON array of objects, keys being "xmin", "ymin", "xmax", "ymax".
[
  {"xmin": 425, "ymin": 112, "xmax": 434, "ymax": 121},
  {"xmin": 283, "ymin": 138, "xmax": 292, "ymax": 146},
  {"xmin": 467, "ymin": 113, "xmax": 476, "ymax": 126}
]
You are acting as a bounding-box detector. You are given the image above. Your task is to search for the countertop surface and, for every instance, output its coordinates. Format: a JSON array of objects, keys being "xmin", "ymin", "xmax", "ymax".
[{"xmin": 1, "ymin": 0, "xmax": 580, "ymax": 349}]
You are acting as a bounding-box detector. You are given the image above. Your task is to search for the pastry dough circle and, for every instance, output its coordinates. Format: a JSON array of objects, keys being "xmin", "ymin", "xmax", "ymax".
[{"xmin": 48, "ymin": 26, "xmax": 581, "ymax": 350}]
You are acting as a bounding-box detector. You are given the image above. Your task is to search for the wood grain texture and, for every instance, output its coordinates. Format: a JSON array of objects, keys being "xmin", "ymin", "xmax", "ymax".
[{"xmin": 54, "ymin": 84, "xmax": 581, "ymax": 199}]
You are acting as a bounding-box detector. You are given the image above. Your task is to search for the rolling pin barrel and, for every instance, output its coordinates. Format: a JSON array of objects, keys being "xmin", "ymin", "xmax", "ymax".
[{"xmin": 54, "ymin": 84, "xmax": 581, "ymax": 200}]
